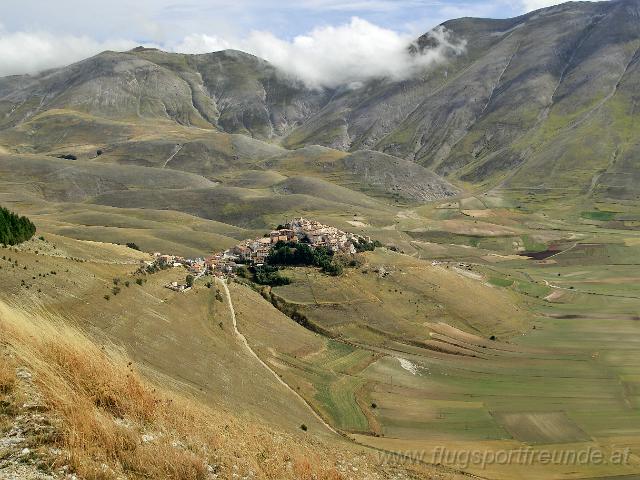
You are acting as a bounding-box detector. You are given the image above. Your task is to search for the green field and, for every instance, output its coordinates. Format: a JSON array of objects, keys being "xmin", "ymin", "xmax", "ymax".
[{"xmin": 228, "ymin": 191, "xmax": 640, "ymax": 479}]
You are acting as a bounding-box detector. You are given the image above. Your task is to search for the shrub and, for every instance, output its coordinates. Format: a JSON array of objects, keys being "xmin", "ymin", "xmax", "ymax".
[
  {"xmin": 353, "ymin": 238, "xmax": 382, "ymax": 253},
  {"xmin": 236, "ymin": 265, "xmax": 250, "ymax": 279},
  {"xmin": 254, "ymin": 265, "xmax": 290, "ymax": 286},
  {"xmin": 186, "ymin": 275, "xmax": 195, "ymax": 288},
  {"xmin": 300, "ymin": 424, "xmax": 308, "ymax": 431},
  {"xmin": 135, "ymin": 278, "xmax": 144, "ymax": 286},
  {"xmin": 104, "ymin": 295, "xmax": 110, "ymax": 301},
  {"xmin": 126, "ymin": 242, "xmax": 140, "ymax": 251}
]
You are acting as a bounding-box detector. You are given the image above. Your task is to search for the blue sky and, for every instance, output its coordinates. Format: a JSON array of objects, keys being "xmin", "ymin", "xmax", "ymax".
[
  {"xmin": 0, "ymin": 0, "xmax": 595, "ymax": 79},
  {"xmin": 2, "ymin": 0, "xmax": 552, "ymax": 43}
]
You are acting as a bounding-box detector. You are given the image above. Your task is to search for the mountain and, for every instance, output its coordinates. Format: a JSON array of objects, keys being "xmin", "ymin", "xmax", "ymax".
[
  {"xmin": 1, "ymin": 0, "xmax": 640, "ymax": 201},
  {"xmin": 285, "ymin": 0, "xmax": 640, "ymax": 197}
]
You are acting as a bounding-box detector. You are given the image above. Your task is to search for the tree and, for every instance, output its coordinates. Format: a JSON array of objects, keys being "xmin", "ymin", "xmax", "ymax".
[
  {"xmin": 186, "ymin": 274, "xmax": 195, "ymax": 288},
  {"xmin": 266, "ymin": 241, "xmax": 344, "ymax": 276},
  {"xmin": 0, "ymin": 207, "xmax": 36, "ymax": 246}
]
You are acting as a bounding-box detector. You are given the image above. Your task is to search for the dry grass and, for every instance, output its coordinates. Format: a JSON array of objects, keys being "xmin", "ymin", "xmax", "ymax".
[
  {"xmin": 0, "ymin": 358, "xmax": 15, "ymax": 395},
  {"xmin": 0, "ymin": 301, "xmax": 358, "ymax": 480}
]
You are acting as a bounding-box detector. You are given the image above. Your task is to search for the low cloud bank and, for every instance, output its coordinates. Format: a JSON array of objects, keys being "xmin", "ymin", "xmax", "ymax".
[
  {"xmin": 0, "ymin": 18, "xmax": 465, "ymax": 89},
  {"xmin": 0, "ymin": 27, "xmax": 137, "ymax": 77},
  {"xmin": 175, "ymin": 18, "xmax": 465, "ymax": 89}
]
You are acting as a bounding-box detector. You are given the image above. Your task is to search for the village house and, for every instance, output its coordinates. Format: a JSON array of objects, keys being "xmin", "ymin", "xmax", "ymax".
[
  {"xmin": 269, "ymin": 228, "xmax": 296, "ymax": 244},
  {"xmin": 287, "ymin": 218, "xmax": 363, "ymax": 253},
  {"xmin": 165, "ymin": 281, "xmax": 191, "ymax": 293}
]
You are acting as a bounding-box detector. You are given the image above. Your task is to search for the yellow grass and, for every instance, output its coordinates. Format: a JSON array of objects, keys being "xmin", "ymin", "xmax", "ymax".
[{"xmin": 0, "ymin": 301, "xmax": 353, "ymax": 480}]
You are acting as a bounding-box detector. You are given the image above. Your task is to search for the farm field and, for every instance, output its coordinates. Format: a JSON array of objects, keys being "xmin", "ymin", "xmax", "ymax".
[
  {"xmin": 229, "ymin": 191, "xmax": 640, "ymax": 479},
  {"xmin": 3, "ymin": 159, "xmax": 640, "ymax": 479}
]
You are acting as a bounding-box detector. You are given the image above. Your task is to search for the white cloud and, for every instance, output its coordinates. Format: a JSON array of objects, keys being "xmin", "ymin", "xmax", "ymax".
[
  {"xmin": 0, "ymin": 28, "xmax": 137, "ymax": 77},
  {"xmin": 174, "ymin": 18, "xmax": 465, "ymax": 89},
  {"xmin": 519, "ymin": 0, "xmax": 605, "ymax": 13},
  {"xmin": 173, "ymin": 34, "xmax": 233, "ymax": 54},
  {"xmin": 0, "ymin": 19, "xmax": 465, "ymax": 88},
  {"xmin": 521, "ymin": 0, "xmax": 564, "ymax": 11}
]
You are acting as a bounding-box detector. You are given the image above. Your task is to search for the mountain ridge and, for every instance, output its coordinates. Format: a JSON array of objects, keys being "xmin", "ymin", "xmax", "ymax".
[{"xmin": 1, "ymin": 0, "xmax": 639, "ymax": 199}]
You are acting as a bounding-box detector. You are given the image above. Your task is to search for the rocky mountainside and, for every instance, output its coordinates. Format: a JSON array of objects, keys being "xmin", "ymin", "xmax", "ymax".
[{"xmin": 1, "ymin": 0, "xmax": 639, "ymax": 198}]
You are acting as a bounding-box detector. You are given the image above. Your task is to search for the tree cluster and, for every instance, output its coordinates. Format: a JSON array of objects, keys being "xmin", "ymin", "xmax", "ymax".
[
  {"xmin": 0, "ymin": 207, "xmax": 36, "ymax": 246},
  {"xmin": 353, "ymin": 238, "xmax": 383, "ymax": 253},
  {"xmin": 254, "ymin": 265, "xmax": 291, "ymax": 286},
  {"xmin": 266, "ymin": 241, "xmax": 343, "ymax": 276}
]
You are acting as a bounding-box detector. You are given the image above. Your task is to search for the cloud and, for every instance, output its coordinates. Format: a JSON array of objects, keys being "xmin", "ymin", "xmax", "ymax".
[
  {"xmin": 519, "ymin": 0, "xmax": 605, "ymax": 13},
  {"xmin": 0, "ymin": 28, "xmax": 138, "ymax": 77},
  {"xmin": 0, "ymin": 19, "xmax": 464, "ymax": 88},
  {"xmin": 520, "ymin": 0, "xmax": 564, "ymax": 10},
  {"xmin": 173, "ymin": 34, "xmax": 233, "ymax": 54},
  {"xmin": 175, "ymin": 18, "xmax": 465, "ymax": 89}
]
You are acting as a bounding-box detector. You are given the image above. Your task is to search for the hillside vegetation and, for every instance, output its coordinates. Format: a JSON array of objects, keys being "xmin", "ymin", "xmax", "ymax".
[
  {"xmin": 0, "ymin": 301, "xmax": 448, "ymax": 480},
  {"xmin": 0, "ymin": 206, "xmax": 36, "ymax": 245}
]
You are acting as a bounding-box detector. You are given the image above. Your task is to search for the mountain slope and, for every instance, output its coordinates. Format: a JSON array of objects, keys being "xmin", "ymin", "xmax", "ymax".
[{"xmin": 1, "ymin": 0, "xmax": 639, "ymax": 200}]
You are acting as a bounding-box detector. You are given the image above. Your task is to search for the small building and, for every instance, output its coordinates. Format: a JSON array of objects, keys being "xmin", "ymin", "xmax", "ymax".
[{"xmin": 165, "ymin": 281, "xmax": 191, "ymax": 293}]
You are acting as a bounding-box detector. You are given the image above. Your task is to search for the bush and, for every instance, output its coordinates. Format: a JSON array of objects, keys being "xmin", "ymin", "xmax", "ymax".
[
  {"xmin": 104, "ymin": 295, "xmax": 110, "ymax": 301},
  {"xmin": 236, "ymin": 265, "xmax": 251, "ymax": 279},
  {"xmin": 186, "ymin": 275, "xmax": 195, "ymax": 288},
  {"xmin": 254, "ymin": 265, "xmax": 290, "ymax": 286},
  {"xmin": 354, "ymin": 238, "xmax": 382, "ymax": 253},
  {"xmin": 112, "ymin": 286, "xmax": 121, "ymax": 296},
  {"xmin": 300, "ymin": 424, "xmax": 308, "ymax": 431},
  {"xmin": 320, "ymin": 259, "xmax": 342, "ymax": 276},
  {"xmin": 126, "ymin": 242, "xmax": 140, "ymax": 251},
  {"xmin": 135, "ymin": 278, "xmax": 144, "ymax": 286}
]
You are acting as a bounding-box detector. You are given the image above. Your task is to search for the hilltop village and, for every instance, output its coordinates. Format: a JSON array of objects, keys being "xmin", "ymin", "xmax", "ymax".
[{"xmin": 152, "ymin": 218, "xmax": 372, "ymax": 292}]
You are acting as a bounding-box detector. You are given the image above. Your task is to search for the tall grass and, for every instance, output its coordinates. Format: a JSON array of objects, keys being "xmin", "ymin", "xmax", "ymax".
[{"xmin": 0, "ymin": 301, "xmax": 349, "ymax": 480}]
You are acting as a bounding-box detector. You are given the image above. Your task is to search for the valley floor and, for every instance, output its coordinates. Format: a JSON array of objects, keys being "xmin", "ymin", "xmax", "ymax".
[{"xmin": 2, "ymin": 184, "xmax": 640, "ymax": 479}]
